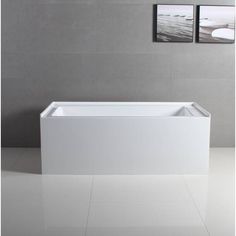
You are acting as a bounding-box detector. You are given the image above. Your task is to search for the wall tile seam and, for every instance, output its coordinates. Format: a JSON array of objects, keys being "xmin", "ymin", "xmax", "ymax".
[
  {"xmin": 2, "ymin": 51, "xmax": 193, "ymax": 55},
  {"xmin": 4, "ymin": 1, "xmax": 235, "ymax": 4},
  {"xmin": 5, "ymin": 2, "xmax": 183, "ymax": 5},
  {"xmin": 2, "ymin": 48, "xmax": 235, "ymax": 54}
]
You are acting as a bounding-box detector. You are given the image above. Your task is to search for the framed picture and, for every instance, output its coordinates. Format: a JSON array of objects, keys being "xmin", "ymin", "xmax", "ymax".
[
  {"xmin": 196, "ymin": 5, "xmax": 235, "ymax": 43},
  {"xmin": 155, "ymin": 4, "xmax": 194, "ymax": 42}
]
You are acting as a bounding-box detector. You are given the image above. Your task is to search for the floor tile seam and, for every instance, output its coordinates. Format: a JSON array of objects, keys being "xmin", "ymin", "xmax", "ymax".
[
  {"xmin": 182, "ymin": 175, "xmax": 211, "ymax": 236},
  {"xmin": 85, "ymin": 175, "xmax": 94, "ymax": 236}
]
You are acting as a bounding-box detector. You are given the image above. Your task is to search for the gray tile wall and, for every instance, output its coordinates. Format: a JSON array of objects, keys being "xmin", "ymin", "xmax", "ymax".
[{"xmin": 2, "ymin": 0, "xmax": 235, "ymax": 147}]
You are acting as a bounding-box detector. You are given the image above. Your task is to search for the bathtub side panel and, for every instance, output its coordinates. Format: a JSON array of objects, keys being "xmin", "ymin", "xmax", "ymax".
[{"xmin": 40, "ymin": 117, "xmax": 210, "ymax": 174}]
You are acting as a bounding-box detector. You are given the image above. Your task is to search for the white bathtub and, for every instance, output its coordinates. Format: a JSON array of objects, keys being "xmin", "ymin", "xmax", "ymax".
[{"xmin": 40, "ymin": 102, "xmax": 211, "ymax": 174}]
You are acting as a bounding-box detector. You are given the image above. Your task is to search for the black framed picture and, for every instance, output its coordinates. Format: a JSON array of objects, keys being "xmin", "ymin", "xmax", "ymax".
[
  {"xmin": 155, "ymin": 4, "xmax": 194, "ymax": 42},
  {"xmin": 196, "ymin": 5, "xmax": 235, "ymax": 43}
]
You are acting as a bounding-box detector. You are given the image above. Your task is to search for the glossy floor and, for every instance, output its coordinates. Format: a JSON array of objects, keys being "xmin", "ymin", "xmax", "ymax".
[{"xmin": 1, "ymin": 148, "xmax": 235, "ymax": 236}]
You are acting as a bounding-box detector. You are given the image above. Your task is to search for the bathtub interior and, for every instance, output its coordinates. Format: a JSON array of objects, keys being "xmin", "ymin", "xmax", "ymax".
[{"xmin": 47, "ymin": 104, "xmax": 208, "ymax": 117}]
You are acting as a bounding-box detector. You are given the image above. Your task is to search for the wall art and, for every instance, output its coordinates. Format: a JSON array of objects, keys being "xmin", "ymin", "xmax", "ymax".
[
  {"xmin": 156, "ymin": 4, "xmax": 194, "ymax": 42},
  {"xmin": 196, "ymin": 5, "xmax": 235, "ymax": 43}
]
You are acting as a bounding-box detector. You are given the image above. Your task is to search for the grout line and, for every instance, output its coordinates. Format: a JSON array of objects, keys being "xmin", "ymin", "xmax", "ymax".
[
  {"xmin": 85, "ymin": 175, "xmax": 94, "ymax": 236},
  {"xmin": 182, "ymin": 175, "xmax": 211, "ymax": 236}
]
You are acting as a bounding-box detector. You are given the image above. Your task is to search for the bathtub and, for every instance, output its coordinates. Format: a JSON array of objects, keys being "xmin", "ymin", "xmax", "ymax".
[{"xmin": 40, "ymin": 102, "xmax": 211, "ymax": 174}]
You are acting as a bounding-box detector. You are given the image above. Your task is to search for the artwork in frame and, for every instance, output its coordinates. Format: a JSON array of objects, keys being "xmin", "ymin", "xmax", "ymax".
[
  {"xmin": 156, "ymin": 4, "xmax": 194, "ymax": 42},
  {"xmin": 196, "ymin": 5, "xmax": 235, "ymax": 43}
]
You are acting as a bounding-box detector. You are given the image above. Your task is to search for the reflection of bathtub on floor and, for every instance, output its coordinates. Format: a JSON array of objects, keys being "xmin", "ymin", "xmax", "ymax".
[{"xmin": 41, "ymin": 102, "xmax": 211, "ymax": 175}]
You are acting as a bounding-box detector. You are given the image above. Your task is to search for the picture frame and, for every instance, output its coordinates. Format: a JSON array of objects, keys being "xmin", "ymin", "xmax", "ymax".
[
  {"xmin": 196, "ymin": 5, "xmax": 235, "ymax": 43},
  {"xmin": 155, "ymin": 4, "xmax": 194, "ymax": 42}
]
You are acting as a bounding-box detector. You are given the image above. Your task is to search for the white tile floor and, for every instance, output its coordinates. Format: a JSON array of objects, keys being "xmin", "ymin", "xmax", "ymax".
[{"xmin": 1, "ymin": 148, "xmax": 235, "ymax": 236}]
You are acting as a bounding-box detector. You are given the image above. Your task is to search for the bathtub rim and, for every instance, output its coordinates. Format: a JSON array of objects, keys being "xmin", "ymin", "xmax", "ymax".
[{"xmin": 40, "ymin": 102, "xmax": 211, "ymax": 119}]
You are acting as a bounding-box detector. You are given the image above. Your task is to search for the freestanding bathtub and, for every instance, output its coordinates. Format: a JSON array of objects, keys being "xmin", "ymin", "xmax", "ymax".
[{"xmin": 40, "ymin": 102, "xmax": 211, "ymax": 174}]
